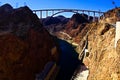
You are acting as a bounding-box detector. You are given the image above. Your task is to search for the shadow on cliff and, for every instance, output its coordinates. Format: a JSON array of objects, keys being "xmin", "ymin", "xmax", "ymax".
[{"xmin": 55, "ymin": 38, "xmax": 82, "ymax": 80}]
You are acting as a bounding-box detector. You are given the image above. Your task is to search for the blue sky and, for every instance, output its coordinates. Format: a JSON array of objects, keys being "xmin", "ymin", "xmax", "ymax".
[{"xmin": 1, "ymin": 0, "xmax": 120, "ymax": 17}]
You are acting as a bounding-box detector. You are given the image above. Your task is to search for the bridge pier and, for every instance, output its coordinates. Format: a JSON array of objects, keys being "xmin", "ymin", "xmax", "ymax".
[
  {"xmin": 33, "ymin": 9, "xmax": 104, "ymax": 20},
  {"xmin": 93, "ymin": 12, "xmax": 96, "ymax": 22},
  {"xmin": 40, "ymin": 11, "xmax": 42, "ymax": 18},
  {"xmin": 82, "ymin": 10, "xmax": 84, "ymax": 16},
  {"xmin": 98, "ymin": 12, "xmax": 100, "ymax": 20},
  {"xmin": 46, "ymin": 11, "xmax": 48, "ymax": 17},
  {"xmin": 52, "ymin": 10, "xmax": 54, "ymax": 15},
  {"xmin": 76, "ymin": 10, "xmax": 78, "ymax": 13},
  {"xmin": 88, "ymin": 11, "xmax": 90, "ymax": 20}
]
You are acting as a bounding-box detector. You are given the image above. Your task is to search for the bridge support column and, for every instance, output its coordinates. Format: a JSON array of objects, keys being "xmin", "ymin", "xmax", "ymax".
[
  {"xmin": 46, "ymin": 11, "xmax": 48, "ymax": 17},
  {"xmin": 98, "ymin": 10, "xmax": 101, "ymax": 20},
  {"xmin": 34, "ymin": 11, "xmax": 36, "ymax": 14},
  {"xmin": 76, "ymin": 10, "xmax": 78, "ymax": 13},
  {"xmin": 40, "ymin": 11, "xmax": 42, "ymax": 18},
  {"xmin": 52, "ymin": 10, "xmax": 54, "ymax": 15},
  {"xmin": 98, "ymin": 12, "xmax": 100, "ymax": 20},
  {"xmin": 82, "ymin": 10, "xmax": 84, "ymax": 15},
  {"xmin": 93, "ymin": 12, "xmax": 95, "ymax": 22},
  {"xmin": 103, "ymin": 13, "xmax": 105, "ymax": 19},
  {"xmin": 88, "ymin": 11, "xmax": 90, "ymax": 20}
]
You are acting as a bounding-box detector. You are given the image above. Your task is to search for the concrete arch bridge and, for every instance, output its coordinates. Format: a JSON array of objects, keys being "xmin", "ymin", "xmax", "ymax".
[{"xmin": 33, "ymin": 9, "xmax": 104, "ymax": 21}]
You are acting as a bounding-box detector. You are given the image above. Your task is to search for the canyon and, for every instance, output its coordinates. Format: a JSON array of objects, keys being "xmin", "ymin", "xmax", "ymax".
[
  {"xmin": 43, "ymin": 7, "xmax": 120, "ymax": 80},
  {"xmin": 0, "ymin": 3, "xmax": 120, "ymax": 80}
]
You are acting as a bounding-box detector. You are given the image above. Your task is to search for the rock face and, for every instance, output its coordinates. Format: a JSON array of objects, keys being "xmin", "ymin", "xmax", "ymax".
[
  {"xmin": 53, "ymin": 13, "xmax": 90, "ymax": 45},
  {"xmin": 0, "ymin": 4, "xmax": 59, "ymax": 80},
  {"xmin": 67, "ymin": 8, "xmax": 120, "ymax": 80},
  {"xmin": 43, "ymin": 13, "xmax": 90, "ymax": 40},
  {"xmin": 41, "ymin": 7, "xmax": 120, "ymax": 80},
  {"xmin": 82, "ymin": 8, "xmax": 120, "ymax": 80},
  {"xmin": 101, "ymin": 8, "xmax": 120, "ymax": 23},
  {"xmin": 0, "ymin": 3, "xmax": 13, "ymax": 15},
  {"xmin": 65, "ymin": 13, "xmax": 89, "ymax": 37},
  {"xmin": 42, "ymin": 15, "xmax": 69, "ymax": 33},
  {"xmin": 66, "ymin": 13, "xmax": 89, "ymax": 30}
]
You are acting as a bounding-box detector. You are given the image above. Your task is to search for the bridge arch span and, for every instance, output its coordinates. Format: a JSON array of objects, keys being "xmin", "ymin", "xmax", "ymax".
[
  {"xmin": 51, "ymin": 10, "xmax": 79, "ymax": 17},
  {"xmin": 33, "ymin": 9, "xmax": 105, "ymax": 22}
]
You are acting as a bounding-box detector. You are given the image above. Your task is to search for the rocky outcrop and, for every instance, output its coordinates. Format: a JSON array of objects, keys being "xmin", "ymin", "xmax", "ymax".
[
  {"xmin": 0, "ymin": 4, "xmax": 59, "ymax": 80},
  {"xmin": 66, "ymin": 13, "xmax": 89, "ymax": 29},
  {"xmin": 100, "ymin": 8, "xmax": 120, "ymax": 24},
  {"xmin": 43, "ymin": 15, "xmax": 68, "ymax": 26},
  {"xmin": 65, "ymin": 13, "xmax": 89, "ymax": 37},
  {"xmin": 42, "ymin": 15, "xmax": 69, "ymax": 33},
  {"xmin": 67, "ymin": 7, "xmax": 120, "ymax": 80},
  {"xmin": 52, "ymin": 13, "xmax": 90, "ymax": 47},
  {"xmin": 0, "ymin": 3, "xmax": 13, "ymax": 16}
]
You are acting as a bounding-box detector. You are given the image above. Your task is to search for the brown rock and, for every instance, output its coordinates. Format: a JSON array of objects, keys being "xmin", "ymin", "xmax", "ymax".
[
  {"xmin": 65, "ymin": 13, "xmax": 89, "ymax": 37},
  {"xmin": 72, "ymin": 8, "xmax": 120, "ymax": 80},
  {"xmin": 83, "ymin": 13, "xmax": 120, "ymax": 80},
  {"xmin": 0, "ymin": 4, "xmax": 59, "ymax": 80},
  {"xmin": 100, "ymin": 8, "xmax": 120, "ymax": 23}
]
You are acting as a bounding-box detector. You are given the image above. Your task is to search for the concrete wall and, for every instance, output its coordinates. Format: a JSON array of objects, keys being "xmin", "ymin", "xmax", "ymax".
[{"xmin": 115, "ymin": 21, "xmax": 120, "ymax": 48}]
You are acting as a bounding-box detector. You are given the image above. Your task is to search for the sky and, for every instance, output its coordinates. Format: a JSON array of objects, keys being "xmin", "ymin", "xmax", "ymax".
[{"xmin": 0, "ymin": 0, "xmax": 120, "ymax": 17}]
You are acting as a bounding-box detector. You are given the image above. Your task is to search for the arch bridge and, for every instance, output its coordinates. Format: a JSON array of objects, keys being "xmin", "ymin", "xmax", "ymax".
[{"xmin": 33, "ymin": 9, "xmax": 104, "ymax": 21}]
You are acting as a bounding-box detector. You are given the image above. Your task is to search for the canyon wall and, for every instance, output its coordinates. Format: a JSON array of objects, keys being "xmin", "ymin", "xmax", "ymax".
[{"xmin": 83, "ymin": 8, "xmax": 120, "ymax": 80}]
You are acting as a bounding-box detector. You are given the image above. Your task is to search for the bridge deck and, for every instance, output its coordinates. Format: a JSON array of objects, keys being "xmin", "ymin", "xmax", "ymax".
[
  {"xmin": 33, "ymin": 9, "xmax": 104, "ymax": 13},
  {"xmin": 33, "ymin": 9, "xmax": 105, "ymax": 22}
]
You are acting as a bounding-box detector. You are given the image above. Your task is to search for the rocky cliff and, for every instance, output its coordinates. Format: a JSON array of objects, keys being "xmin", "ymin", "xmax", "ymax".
[
  {"xmin": 43, "ymin": 13, "xmax": 90, "ymax": 41},
  {"xmin": 55, "ymin": 8, "xmax": 120, "ymax": 80},
  {"xmin": 53, "ymin": 13, "xmax": 90, "ymax": 46},
  {"xmin": 64, "ymin": 13, "xmax": 89, "ymax": 37},
  {"xmin": 42, "ymin": 15, "xmax": 69, "ymax": 33},
  {"xmin": 41, "ymin": 7, "xmax": 120, "ymax": 80},
  {"xmin": 82, "ymin": 8, "xmax": 120, "ymax": 80},
  {"xmin": 0, "ymin": 4, "xmax": 59, "ymax": 80}
]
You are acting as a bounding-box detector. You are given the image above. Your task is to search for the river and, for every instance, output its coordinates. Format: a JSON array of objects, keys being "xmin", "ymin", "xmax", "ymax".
[{"xmin": 55, "ymin": 39, "xmax": 81, "ymax": 80}]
